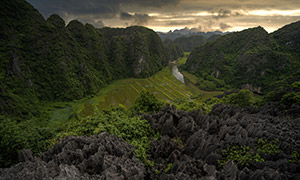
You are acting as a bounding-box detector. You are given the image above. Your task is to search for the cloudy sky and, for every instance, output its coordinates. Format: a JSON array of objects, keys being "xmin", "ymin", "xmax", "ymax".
[{"xmin": 26, "ymin": 0, "xmax": 300, "ymax": 33}]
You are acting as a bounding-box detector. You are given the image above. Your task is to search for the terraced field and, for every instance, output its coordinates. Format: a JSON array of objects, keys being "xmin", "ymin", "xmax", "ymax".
[
  {"xmin": 48, "ymin": 56, "xmax": 223, "ymax": 126},
  {"xmin": 72, "ymin": 67, "xmax": 221, "ymax": 117}
]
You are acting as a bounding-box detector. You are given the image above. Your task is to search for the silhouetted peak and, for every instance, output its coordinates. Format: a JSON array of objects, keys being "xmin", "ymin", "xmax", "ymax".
[{"xmin": 47, "ymin": 14, "xmax": 65, "ymax": 28}]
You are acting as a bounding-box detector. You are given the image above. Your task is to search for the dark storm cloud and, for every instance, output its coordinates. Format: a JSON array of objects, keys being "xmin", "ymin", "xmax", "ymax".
[
  {"xmin": 75, "ymin": 16, "xmax": 105, "ymax": 28},
  {"xmin": 120, "ymin": 12, "xmax": 133, "ymax": 19},
  {"xmin": 26, "ymin": 0, "xmax": 300, "ymax": 32},
  {"xmin": 219, "ymin": 23, "xmax": 231, "ymax": 30},
  {"xmin": 27, "ymin": 0, "xmax": 180, "ymax": 18},
  {"xmin": 120, "ymin": 12, "xmax": 151, "ymax": 25},
  {"xmin": 211, "ymin": 8, "xmax": 243, "ymax": 19},
  {"xmin": 132, "ymin": 13, "xmax": 151, "ymax": 25}
]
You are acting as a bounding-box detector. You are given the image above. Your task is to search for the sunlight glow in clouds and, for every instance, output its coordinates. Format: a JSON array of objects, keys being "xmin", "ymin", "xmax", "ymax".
[
  {"xmin": 27, "ymin": 0, "xmax": 300, "ymax": 33},
  {"xmin": 248, "ymin": 9, "xmax": 300, "ymax": 16}
]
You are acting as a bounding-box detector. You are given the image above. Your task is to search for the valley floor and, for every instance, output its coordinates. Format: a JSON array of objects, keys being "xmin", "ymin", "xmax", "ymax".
[{"xmin": 48, "ymin": 66, "xmax": 223, "ymax": 128}]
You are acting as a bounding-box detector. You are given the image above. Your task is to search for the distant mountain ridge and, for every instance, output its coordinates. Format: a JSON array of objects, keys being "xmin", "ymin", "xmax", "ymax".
[
  {"xmin": 0, "ymin": 0, "xmax": 182, "ymax": 116},
  {"xmin": 158, "ymin": 28, "xmax": 230, "ymax": 52},
  {"xmin": 157, "ymin": 28, "xmax": 229, "ymax": 41}
]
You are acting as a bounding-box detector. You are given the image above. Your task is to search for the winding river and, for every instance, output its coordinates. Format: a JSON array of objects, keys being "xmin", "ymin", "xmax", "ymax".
[{"xmin": 170, "ymin": 63, "xmax": 185, "ymax": 84}]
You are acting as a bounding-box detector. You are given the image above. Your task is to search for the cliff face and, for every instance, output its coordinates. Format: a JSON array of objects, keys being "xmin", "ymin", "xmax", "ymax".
[
  {"xmin": 185, "ymin": 24, "xmax": 300, "ymax": 93},
  {"xmin": 0, "ymin": 0, "xmax": 180, "ymax": 116}
]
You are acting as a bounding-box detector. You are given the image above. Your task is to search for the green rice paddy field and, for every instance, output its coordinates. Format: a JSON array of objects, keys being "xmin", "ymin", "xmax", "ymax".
[
  {"xmin": 74, "ymin": 67, "xmax": 222, "ymax": 117},
  {"xmin": 47, "ymin": 55, "xmax": 222, "ymax": 128}
]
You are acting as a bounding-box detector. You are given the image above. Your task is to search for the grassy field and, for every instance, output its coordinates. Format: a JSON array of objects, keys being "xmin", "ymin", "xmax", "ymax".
[
  {"xmin": 46, "ymin": 55, "xmax": 223, "ymax": 127},
  {"xmin": 72, "ymin": 67, "xmax": 222, "ymax": 118},
  {"xmin": 177, "ymin": 52, "xmax": 190, "ymax": 65}
]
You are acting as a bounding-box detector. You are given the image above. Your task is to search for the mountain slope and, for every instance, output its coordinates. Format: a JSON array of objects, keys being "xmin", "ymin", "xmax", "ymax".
[
  {"xmin": 0, "ymin": 0, "xmax": 180, "ymax": 117},
  {"xmin": 272, "ymin": 20, "xmax": 300, "ymax": 54},
  {"xmin": 173, "ymin": 35, "xmax": 207, "ymax": 52},
  {"xmin": 185, "ymin": 24, "xmax": 300, "ymax": 93}
]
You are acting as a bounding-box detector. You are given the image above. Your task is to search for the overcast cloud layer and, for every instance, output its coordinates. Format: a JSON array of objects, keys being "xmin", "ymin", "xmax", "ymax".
[{"xmin": 26, "ymin": 0, "xmax": 300, "ymax": 32}]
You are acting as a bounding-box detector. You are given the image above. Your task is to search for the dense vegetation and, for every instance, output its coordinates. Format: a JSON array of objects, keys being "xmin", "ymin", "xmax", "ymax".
[
  {"xmin": 0, "ymin": 87, "xmax": 258, "ymax": 168},
  {"xmin": 1, "ymin": 1, "xmax": 300, "ymax": 179},
  {"xmin": 173, "ymin": 35, "xmax": 207, "ymax": 52},
  {"xmin": 163, "ymin": 34, "xmax": 222, "ymax": 52},
  {"xmin": 0, "ymin": 0, "xmax": 182, "ymax": 118},
  {"xmin": 0, "ymin": 90, "xmax": 165, "ymax": 167},
  {"xmin": 184, "ymin": 23, "xmax": 300, "ymax": 107}
]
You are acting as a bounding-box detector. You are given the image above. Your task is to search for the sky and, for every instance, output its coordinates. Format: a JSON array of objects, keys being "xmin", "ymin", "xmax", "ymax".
[{"xmin": 26, "ymin": 0, "xmax": 300, "ymax": 33}]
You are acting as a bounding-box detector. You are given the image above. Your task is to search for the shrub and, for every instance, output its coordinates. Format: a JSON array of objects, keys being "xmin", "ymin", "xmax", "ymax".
[
  {"xmin": 218, "ymin": 145, "xmax": 264, "ymax": 168},
  {"xmin": 196, "ymin": 77, "xmax": 216, "ymax": 91},
  {"xmin": 130, "ymin": 90, "xmax": 164, "ymax": 114},
  {"xmin": 226, "ymin": 89, "xmax": 253, "ymax": 107},
  {"xmin": 173, "ymin": 98, "xmax": 206, "ymax": 112},
  {"xmin": 280, "ymin": 92, "xmax": 300, "ymax": 106},
  {"xmin": 0, "ymin": 118, "xmax": 53, "ymax": 168},
  {"xmin": 218, "ymin": 139, "xmax": 281, "ymax": 168},
  {"xmin": 257, "ymin": 139, "xmax": 281, "ymax": 155},
  {"xmin": 164, "ymin": 163, "xmax": 173, "ymax": 173},
  {"xmin": 289, "ymin": 151, "xmax": 300, "ymax": 163}
]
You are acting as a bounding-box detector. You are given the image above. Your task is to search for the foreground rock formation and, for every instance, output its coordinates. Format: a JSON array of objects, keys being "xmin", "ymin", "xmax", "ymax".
[
  {"xmin": 144, "ymin": 103, "xmax": 300, "ymax": 179},
  {"xmin": 1, "ymin": 103, "xmax": 300, "ymax": 179},
  {"xmin": 0, "ymin": 133, "xmax": 145, "ymax": 180}
]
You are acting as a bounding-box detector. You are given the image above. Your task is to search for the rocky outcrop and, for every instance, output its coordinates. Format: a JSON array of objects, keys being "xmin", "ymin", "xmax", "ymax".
[
  {"xmin": 1, "ymin": 103, "xmax": 300, "ymax": 179},
  {"xmin": 143, "ymin": 103, "xmax": 300, "ymax": 179},
  {"xmin": 0, "ymin": 133, "xmax": 145, "ymax": 180}
]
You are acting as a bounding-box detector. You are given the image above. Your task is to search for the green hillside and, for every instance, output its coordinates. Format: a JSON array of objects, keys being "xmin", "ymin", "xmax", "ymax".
[
  {"xmin": 0, "ymin": 0, "xmax": 182, "ymax": 118},
  {"xmin": 185, "ymin": 24, "xmax": 300, "ymax": 94}
]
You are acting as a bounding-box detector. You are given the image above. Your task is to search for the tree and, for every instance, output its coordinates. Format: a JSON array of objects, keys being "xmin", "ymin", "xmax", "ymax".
[
  {"xmin": 131, "ymin": 91, "xmax": 164, "ymax": 113},
  {"xmin": 227, "ymin": 89, "xmax": 252, "ymax": 107}
]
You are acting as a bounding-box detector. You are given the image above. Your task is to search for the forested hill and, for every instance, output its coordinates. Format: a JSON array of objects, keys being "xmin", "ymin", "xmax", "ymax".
[
  {"xmin": 171, "ymin": 34, "xmax": 222, "ymax": 52},
  {"xmin": 185, "ymin": 22, "xmax": 300, "ymax": 97},
  {"xmin": 0, "ymin": 0, "xmax": 182, "ymax": 117}
]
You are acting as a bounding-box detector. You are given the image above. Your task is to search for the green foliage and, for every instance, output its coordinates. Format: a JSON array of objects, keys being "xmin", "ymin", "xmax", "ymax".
[
  {"xmin": 164, "ymin": 163, "xmax": 173, "ymax": 173},
  {"xmin": 291, "ymin": 81, "xmax": 300, "ymax": 90},
  {"xmin": 176, "ymin": 52, "xmax": 190, "ymax": 65},
  {"xmin": 280, "ymin": 92, "xmax": 300, "ymax": 106},
  {"xmin": 204, "ymin": 97, "xmax": 225, "ymax": 111},
  {"xmin": 265, "ymin": 78, "xmax": 300, "ymax": 106},
  {"xmin": 1, "ymin": 0, "xmax": 181, "ymax": 118},
  {"xmin": 218, "ymin": 139, "xmax": 281, "ymax": 168},
  {"xmin": 218, "ymin": 145, "xmax": 264, "ymax": 168},
  {"xmin": 173, "ymin": 137, "xmax": 184, "ymax": 147},
  {"xmin": 0, "ymin": 118, "xmax": 54, "ymax": 168},
  {"xmin": 55, "ymin": 106, "xmax": 157, "ymax": 166},
  {"xmin": 289, "ymin": 151, "xmax": 300, "ymax": 163},
  {"xmin": 173, "ymin": 35, "xmax": 206, "ymax": 52},
  {"xmin": 195, "ymin": 75, "xmax": 227, "ymax": 91},
  {"xmin": 196, "ymin": 77, "xmax": 217, "ymax": 91},
  {"xmin": 203, "ymin": 89, "xmax": 257, "ymax": 113},
  {"xmin": 131, "ymin": 91, "xmax": 164, "ymax": 114},
  {"xmin": 257, "ymin": 139, "xmax": 281, "ymax": 155},
  {"xmin": 164, "ymin": 41, "xmax": 184, "ymax": 61},
  {"xmin": 185, "ymin": 24, "xmax": 300, "ymax": 94},
  {"xmin": 173, "ymin": 98, "xmax": 206, "ymax": 113},
  {"xmin": 175, "ymin": 89, "xmax": 256, "ymax": 114},
  {"xmin": 226, "ymin": 89, "xmax": 253, "ymax": 107}
]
